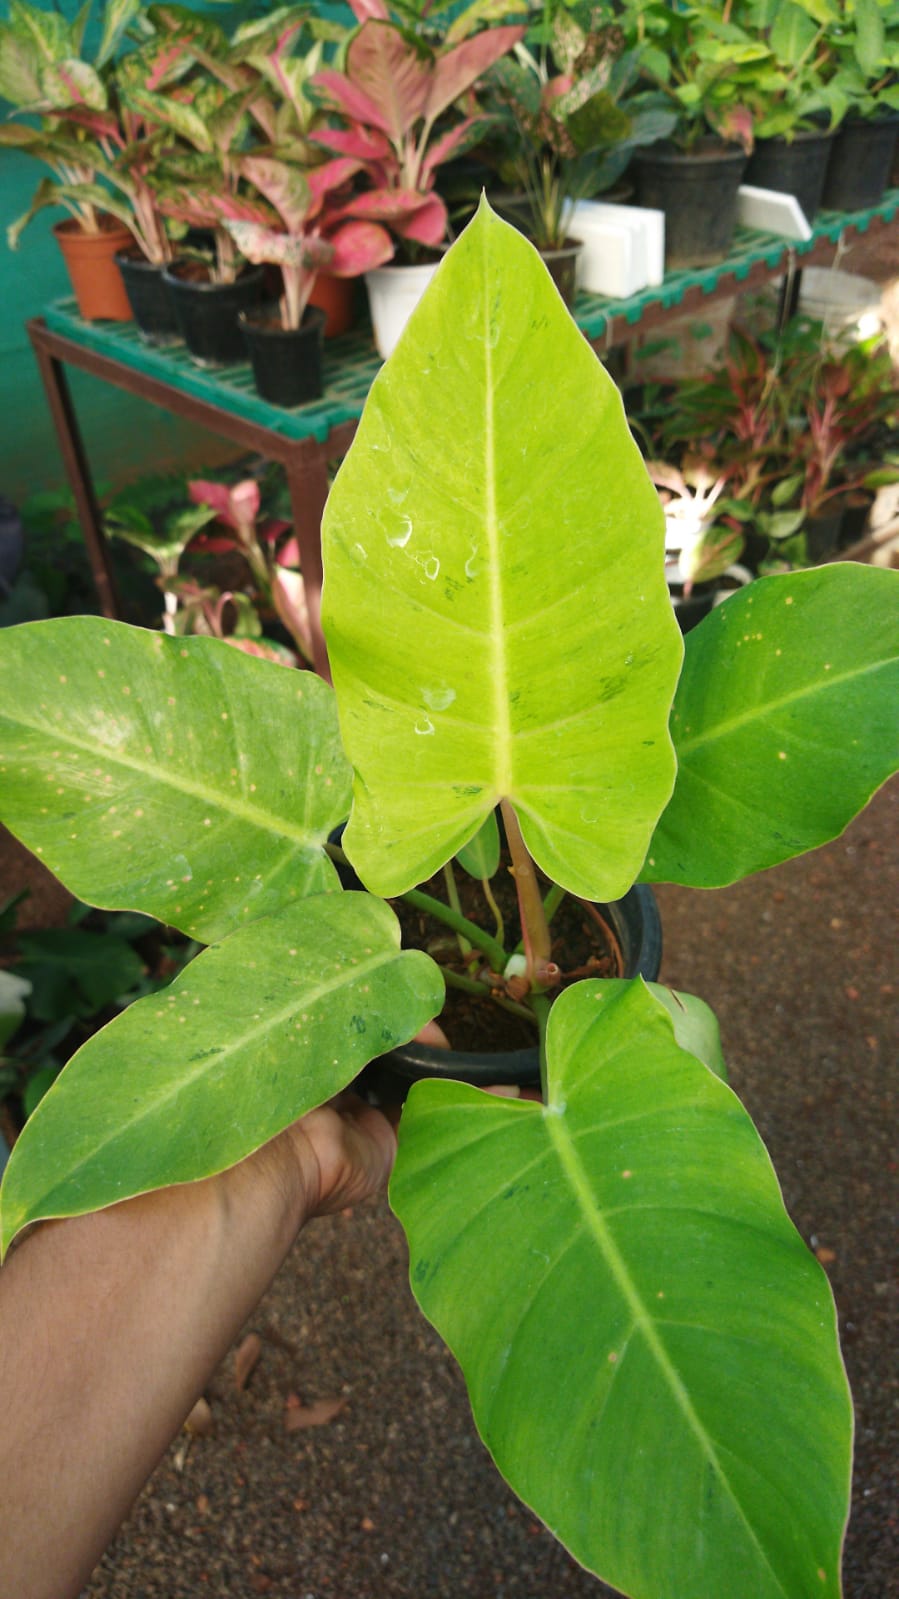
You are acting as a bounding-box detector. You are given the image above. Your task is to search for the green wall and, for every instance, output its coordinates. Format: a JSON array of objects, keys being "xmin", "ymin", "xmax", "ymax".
[{"xmin": 0, "ymin": 0, "xmax": 295, "ymax": 502}]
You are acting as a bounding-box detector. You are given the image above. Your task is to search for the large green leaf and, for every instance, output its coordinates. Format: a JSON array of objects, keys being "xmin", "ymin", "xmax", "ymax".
[
  {"xmin": 391, "ymin": 980, "xmax": 852, "ymax": 1599},
  {"xmin": 642, "ymin": 565, "xmax": 899, "ymax": 887},
  {"xmin": 0, "ymin": 893, "xmax": 442, "ymax": 1255},
  {"xmin": 0, "ymin": 619, "xmax": 352, "ymax": 941},
  {"xmin": 321, "ymin": 201, "xmax": 683, "ymax": 904}
]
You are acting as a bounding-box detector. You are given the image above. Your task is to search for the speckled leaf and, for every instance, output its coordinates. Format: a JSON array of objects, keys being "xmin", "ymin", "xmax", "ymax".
[
  {"xmin": 391, "ymin": 980, "xmax": 852, "ymax": 1599},
  {"xmin": 642, "ymin": 566, "xmax": 899, "ymax": 887},
  {"xmin": 0, "ymin": 893, "xmax": 442, "ymax": 1254},
  {"xmin": 0, "ymin": 619, "xmax": 352, "ymax": 941},
  {"xmin": 322, "ymin": 201, "xmax": 682, "ymax": 902}
]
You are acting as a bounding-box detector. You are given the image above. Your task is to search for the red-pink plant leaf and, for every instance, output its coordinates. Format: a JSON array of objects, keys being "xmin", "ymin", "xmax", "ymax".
[
  {"xmin": 311, "ymin": 67, "xmax": 392, "ymax": 137},
  {"xmin": 240, "ymin": 156, "xmax": 312, "ymax": 232},
  {"xmin": 347, "ymin": 0, "xmax": 390, "ymax": 20},
  {"xmin": 326, "ymin": 217, "xmax": 394, "ymax": 275},
  {"xmin": 310, "ymin": 124, "xmax": 392, "ymax": 164},
  {"xmin": 225, "ymin": 220, "xmax": 296, "ymax": 266},
  {"xmin": 393, "ymin": 193, "xmax": 447, "ymax": 245},
  {"xmin": 344, "ymin": 22, "xmax": 431, "ymax": 145},
  {"xmin": 421, "ymin": 114, "xmax": 486, "ymax": 179},
  {"xmin": 335, "ymin": 187, "xmax": 436, "ymax": 223},
  {"xmin": 189, "ymin": 479, "xmax": 260, "ymax": 536},
  {"xmin": 307, "ymin": 156, "xmax": 364, "ymax": 200},
  {"xmin": 146, "ymin": 42, "xmax": 192, "ymax": 92},
  {"xmin": 229, "ymin": 481, "xmax": 261, "ymax": 534},
  {"xmin": 211, "ymin": 192, "xmax": 278, "ymax": 226},
  {"xmin": 276, "ymin": 535, "xmax": 301, "ymax": 566},
  {"xmin": 712, "ymin": 103, "xmax": 754, "ymax": 153},
  {"xmin": 48, "ymin": 103, "xmax": 122, "ymax": 141},
  {"xmin": 424, "ymin": 25, "xmax": 524, "ymax": 122}
]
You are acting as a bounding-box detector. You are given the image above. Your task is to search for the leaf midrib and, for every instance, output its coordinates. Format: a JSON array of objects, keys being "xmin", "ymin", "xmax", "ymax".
[
  {"xmin": 3, "ymin": 942, "xmax": 403, "ymax": 1238},
  {"xmin": 483, "ymin": 226, "xmax": 512, "ymax": 797},
  {"xmin": 5, "ymin": 709, "xmax": 329, "ymax": 848},
  {"xmin": 673, "ymin": 656, "xmax": 891, "ymax": 760},
  {"xmin": 542, "ymin": 1106, "xmax": 789, "ymax": 1595}
]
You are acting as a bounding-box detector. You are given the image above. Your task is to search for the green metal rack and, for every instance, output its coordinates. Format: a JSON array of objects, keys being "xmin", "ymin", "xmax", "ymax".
[{"xmin": 29, "ymin": 189, "xmax": 899, "ymax": 673}]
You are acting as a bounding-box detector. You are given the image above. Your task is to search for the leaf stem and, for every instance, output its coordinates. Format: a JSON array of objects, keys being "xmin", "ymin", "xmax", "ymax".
[
  {"xmin": 500, "ymin": 799, "xmax": 553, "ymax": 985},
  {"xmin": 443, "ymin": 967, "xmax": 538, "ymax": 1028},
  {"xmin": 400, "ymin": 889, "xmax": 508, "ymax": 971}
]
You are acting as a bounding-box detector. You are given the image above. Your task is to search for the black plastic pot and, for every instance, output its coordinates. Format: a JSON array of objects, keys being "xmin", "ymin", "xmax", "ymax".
[
  {"xmin": 745, "ymin": 129, "xmax": 835, "ymax": 223},
  {"xmin": 540, "ymin": 238, "xmax": 583, "ymax": 308},
  {"xmin": 162, "ymin": 262, "xmax": 265, "ymax": 365},
  {"xmin": 634, "ymin": 141, "xmax": 748, "ymax": 268},
  {"xmin": 804, "ymin": 506, "xmax": 844, "ymax": 563},
  {"xmin": 822, "ymin": 114, "xmax": 899, "ymax": 212},
  {"xmin": 239, "ymin": 304, "xmax": 326, "ymax": 407},
  {"xmin": 357, "ymin": 884, "xmax": 663, "ymax": 1103},
  {"xmin": 115, "ymin": 252, "xmax": 180, "ymax": 346},
  {"xmin": 670, "ymin": 583, "xmax": 716, "ymax": 633}
]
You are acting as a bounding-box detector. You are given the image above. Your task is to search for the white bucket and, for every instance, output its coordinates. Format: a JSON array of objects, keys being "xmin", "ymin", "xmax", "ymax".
[
  {"xmin": 365, "ymin": 262, "xmax": 441, "ymax": 360},
  {"xmin": 798, "ymin": 268, "xmax": 883, "ymax": 343}
]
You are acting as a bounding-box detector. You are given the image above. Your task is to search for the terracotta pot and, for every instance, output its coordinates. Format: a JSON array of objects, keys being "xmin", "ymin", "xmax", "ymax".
[
  {"xmin": 53, "ymin": 217, "xmax": 134, "ymax": 321},
  {"xmin": 309, "ymin": 273, "xmax": 357, "ymax": 338}
]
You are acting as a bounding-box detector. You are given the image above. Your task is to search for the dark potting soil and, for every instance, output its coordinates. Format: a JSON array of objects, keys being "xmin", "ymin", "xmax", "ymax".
[{"xmin": 390, "ymin": 851, "xmax": 620, "ymax": 1054}]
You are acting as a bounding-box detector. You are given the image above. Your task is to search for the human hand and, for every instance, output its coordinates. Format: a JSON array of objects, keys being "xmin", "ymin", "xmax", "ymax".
[{"xmin": 268, "ymin": 1092, "xmax": 398, "ymax": 1223}]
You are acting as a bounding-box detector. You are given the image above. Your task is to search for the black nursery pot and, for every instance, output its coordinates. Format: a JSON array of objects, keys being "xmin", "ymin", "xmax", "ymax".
[
  {"xmin": 357, "ymin": 885, "xmax": 663, "ymax": 1104},
  {"xmin": 162, "ymin": 262, "xmax": 265, "ymax": 365},
  {"xmin": 745, "ymin": 128, "xmax": 835, "ymax": 223},
  {"xmin": 634, "ymin": 141, "xmax": 748, "ymax": 268},
  {"xmin": 239, "ymin": 303, "xmax": 326, "ymax": 407},
  {"xmin": 115, "ymin": 252, "xmax": 180, "ymax": 346},
  {"xmin": 822, "ymin": 114, "xmax": 899, "ymax": 212}
]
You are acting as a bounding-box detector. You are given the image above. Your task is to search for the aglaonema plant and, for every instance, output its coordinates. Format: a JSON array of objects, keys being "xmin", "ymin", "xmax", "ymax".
[{"xmin": 1, "ymin": 202, "xmax": 898, "ymax": 1599}]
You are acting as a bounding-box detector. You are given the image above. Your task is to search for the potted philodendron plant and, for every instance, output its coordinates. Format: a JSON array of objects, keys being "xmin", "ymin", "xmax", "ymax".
[
  {"xmin": 309, "ymin": 0, "xmax": 524, "ymax": 356},
  {"xmin": 1, "ymin": 203, "xmax": 898, "ymax": 1599},
  {"xmin": 0, "ymin": 0, "xmax": 144, "ymax": 320},
  {"xmin": 478, "ymin": 0, "xmax": 675, "ymax": 302}
]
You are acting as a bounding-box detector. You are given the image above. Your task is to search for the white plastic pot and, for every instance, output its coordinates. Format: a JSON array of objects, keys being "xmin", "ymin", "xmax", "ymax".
[{"xmin": 364, "ymin": 261, "xmax": 441, "ymax": 360}]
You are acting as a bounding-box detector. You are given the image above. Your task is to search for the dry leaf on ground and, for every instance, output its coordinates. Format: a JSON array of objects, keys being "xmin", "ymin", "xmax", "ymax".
[
  {"xmin": 234, "ymin": 1332, "xmax": 262, "ymax": 1391},
  {"xmin": 284, "ymin": 1395, "xmax": 347, "ymax": 1432}
]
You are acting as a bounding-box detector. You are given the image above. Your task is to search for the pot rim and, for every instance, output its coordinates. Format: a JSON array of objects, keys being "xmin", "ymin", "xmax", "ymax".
[
  {"xmin": 162, "ymin": 260, "xmax": 266, "ymax": 292},
  {"xmin": 238, "ymin": 303, "xmax": 326, "ymax": 337}
]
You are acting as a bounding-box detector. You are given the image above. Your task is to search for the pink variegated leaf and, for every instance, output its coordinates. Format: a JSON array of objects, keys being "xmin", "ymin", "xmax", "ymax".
[
  {"xmin": 421, "ymin": 114, "xmax": 488, "ymax": 179},
  {"xmin": 325, "ymin": 217, "xmax": 394, "ymax": 276},
  {"xmin": 240, "ymin": 155, "xmax": 311, "ymax": 232},
  {"xmin": 310, "ymin": 123, "xmax": 392, "ymax": 164},
  {"xmin": 310, "ymin": 66, "xmax": 391, "ymax": 137},
  {"xmin": 424, "ymin": 24, "xmax": 524, "ymax": 123},
  {"xmin": 275, "ymin": 534, "xmax": 301, "ymax": 565},
  {"xmin": 225, "ymin": 218, "xmax": 334, "ymax": 272},
  {"xmin": 711, "ymin": 103, "xmax": 754, "ymax": 154},
  {"xmin": 47, "ymin": 103, "xmax": 123, "ymax": 142},
  {"xmin": 38, "ymin": 58, "xmax": 107, "ymax": 112},
  {"xmin": 392, "ymin": 191, "xmax": 446, "ymax": 245},
  {"xmin": 333, "ymin": 186, "xmax": 435, "ymax": 224},
  {"xmin": 145, "ymin": 41, "xmax": 194, "ymax": 93},
  {"xmin": 347, "ymin": 0, "xmax": 390, "ymax": 21},
  {"xmin": 213, "ymin": 191, "xmax": 279, "ymax": 226},
  {"xmin": 344, "ymin": 23, "xmax": 432, "ymax": 145},
  {"xmin": 307, "ymin": 156, "xmax": 364, "ymax": 200},
  {"xmin": 189, "ymin": 479, "xmax": 260, "ymax": 537},
  {"xmin": 259, "ymin": 518, "xmax": 292, "ymax": 547}
]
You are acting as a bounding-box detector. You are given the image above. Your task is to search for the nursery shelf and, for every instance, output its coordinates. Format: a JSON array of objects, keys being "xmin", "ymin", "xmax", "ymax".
[{"xmin": 28, "ymin": 190, "xmax": 899, "ymax": 673}]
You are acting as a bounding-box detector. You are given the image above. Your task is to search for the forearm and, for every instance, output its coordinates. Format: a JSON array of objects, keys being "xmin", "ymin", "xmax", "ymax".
[{"xmin": 0, "ymin": 1157, "xmax": 306, "ymax": 1599}]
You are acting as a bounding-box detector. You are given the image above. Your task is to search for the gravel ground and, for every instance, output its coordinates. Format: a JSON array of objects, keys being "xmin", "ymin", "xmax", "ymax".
[{"xmin": 74, "ymin": 775, "xmax": 898, "ymax": 1599}]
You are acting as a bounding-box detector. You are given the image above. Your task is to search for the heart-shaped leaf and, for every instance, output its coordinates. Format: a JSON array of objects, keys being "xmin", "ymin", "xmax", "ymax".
[
  {"xmin": 391, "ymin": 980, "xmax": 852, "ymax": 1599},
  {"xmin": 0, "ymin": 893, "xmax": 442, "ymax": 1254},
  {"xmin": 642, "ymin": 565, "xmax": 899, "ymax": 887},
  {"xmin": 322, "ymin": 202, "xmax": 683, "ymax": 902},
  {"xmin": 0, "ymin": 619, "xmax": 352, "ymax": 941}
]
